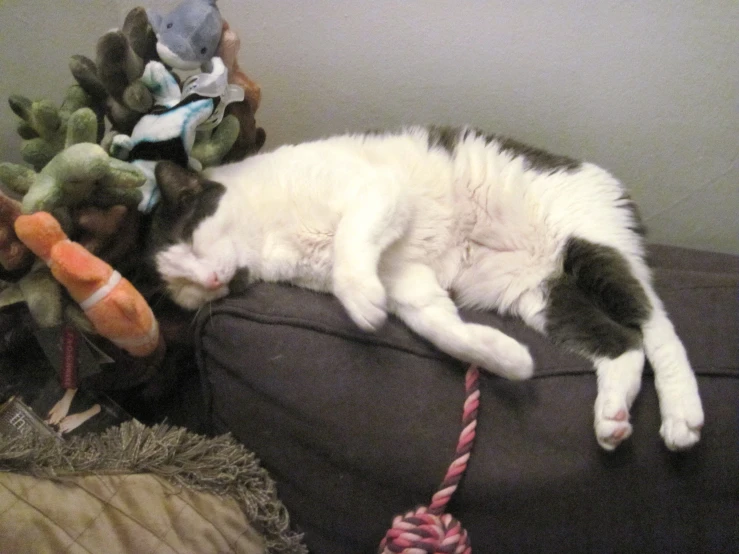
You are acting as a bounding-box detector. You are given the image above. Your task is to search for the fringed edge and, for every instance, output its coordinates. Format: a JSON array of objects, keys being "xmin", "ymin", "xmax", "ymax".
[{"xmin": 0, "ymin": 420, "xmax": 307, "ymax": 554}]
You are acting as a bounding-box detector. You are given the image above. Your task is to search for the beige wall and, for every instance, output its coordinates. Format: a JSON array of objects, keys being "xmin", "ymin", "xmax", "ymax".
[{"xmin": 1, "ymin": 0, "xmax": 737, "ymax": 254}]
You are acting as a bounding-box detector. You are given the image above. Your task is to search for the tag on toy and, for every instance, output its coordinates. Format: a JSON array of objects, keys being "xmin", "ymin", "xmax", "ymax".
[{"xmin": 181, "ymin": 57, "xmax": 245, "ymax": 131}]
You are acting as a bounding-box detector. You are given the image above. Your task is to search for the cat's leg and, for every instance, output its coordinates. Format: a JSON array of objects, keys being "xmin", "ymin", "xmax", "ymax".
[
  {"xmin": 629, "ymin": 263, "xmax": 704, "ymax": 450},
  {"xmin": 505, "ymin": 283, "xmax": 644, "ymax": 450},
  {"xmin": 332, "ymin": 172, "xmax": 411, "ymax": 332},
  {"xmin": 545, "ymin": 236, "xmax": 702, "ymax": 450},
  {"xmin": 530, "ymin": 236, "xmax": 668, "ymax": 450},
  {"xmin": 385, "ymin": 261, "xmax": 534, "ymax": 380},
  {"xmin": 592, "ymin": 351, "xmax": 646, "ymax": 450},
  {"xmin": 541, "ymin": 273, "xmax": 648, "ymax": 450}
]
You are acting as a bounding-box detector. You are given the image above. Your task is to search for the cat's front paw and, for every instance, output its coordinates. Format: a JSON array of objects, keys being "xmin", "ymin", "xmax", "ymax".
[
  {"xmin": 334, "ymin": 274, "xmax": 388, "ymax": 332},
  {"xmin": 495, "ymin": 340, "xmax": 534, "ymax": 380},
  {"xmin": 660, "ymin": 395, "xmax": 704, "ymax": 451},
  {"xmin": 594, "ymin": 393, "xmax": 633, "ymax": 451},
  {"xmin": 469, "ymin": 325, "xmax": 534, "ymax": 380}
]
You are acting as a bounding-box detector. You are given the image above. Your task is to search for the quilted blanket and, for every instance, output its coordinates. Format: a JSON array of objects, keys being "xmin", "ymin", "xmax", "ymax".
[{"xmin": 0, "ymin": 421, "xmax": 307, "ymax": 554}]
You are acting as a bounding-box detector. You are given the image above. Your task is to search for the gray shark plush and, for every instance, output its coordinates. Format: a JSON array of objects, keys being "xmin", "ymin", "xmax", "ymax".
[{"xmin": 147, "ymin": 0, "xmax": 223, "ymax": 70}]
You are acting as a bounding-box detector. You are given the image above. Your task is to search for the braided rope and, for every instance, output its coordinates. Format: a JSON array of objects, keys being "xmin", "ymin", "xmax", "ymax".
[
  {"xmin": 60, "ymin": 325, "xmax": 79, "ymax": 390},
  {"xmin": 379, "ymin": 365, "xmax": 480, "ymax": 554}
]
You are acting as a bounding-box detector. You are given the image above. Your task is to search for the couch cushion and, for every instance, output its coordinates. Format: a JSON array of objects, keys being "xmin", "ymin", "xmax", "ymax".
[{"xmin": 196, "ymin": 246, "xmax": 739, "ymax": 553}]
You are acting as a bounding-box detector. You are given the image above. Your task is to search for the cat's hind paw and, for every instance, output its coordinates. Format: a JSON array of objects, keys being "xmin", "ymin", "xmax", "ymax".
[
  {"xmin": 661, "ymin": 418, "xmax": 702, "ymax": 451},
  {"xmin": 594, "ymin": 394, "xmax": 633, "ymax": 451},
  {"xmin": 659, "ymin": 385, "xmax": 704, "ymax": 451}
]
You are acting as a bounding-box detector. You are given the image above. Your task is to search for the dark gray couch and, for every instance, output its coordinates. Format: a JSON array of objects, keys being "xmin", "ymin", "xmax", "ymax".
[{"xmin": 195, "ymin": 245, "xmax": 739, "ymax": 554}]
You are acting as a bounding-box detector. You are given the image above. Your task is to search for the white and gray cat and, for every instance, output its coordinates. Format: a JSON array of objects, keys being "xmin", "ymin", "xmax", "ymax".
[{"xmin": 149, "ymin": 125, "xmax": 704, "ymax": 451}]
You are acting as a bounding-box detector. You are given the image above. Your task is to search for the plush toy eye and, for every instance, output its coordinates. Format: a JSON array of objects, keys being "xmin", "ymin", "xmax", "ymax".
[
  {"xmin": 200, "ymin": 47, "xmax": 207, "ymax": 55},
  {"xmin": 166, "ymin": 22, "xmax": 173, "ymax": 29}
]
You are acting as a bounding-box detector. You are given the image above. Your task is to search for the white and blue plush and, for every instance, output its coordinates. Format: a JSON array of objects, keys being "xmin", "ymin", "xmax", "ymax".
[
  {"xmin": 110, "ymin": 57, "xmax": 243, "ymax": 213},
  {"xmin": 148, "ymin": 0, "xmax": 223, "ymax": 70}
]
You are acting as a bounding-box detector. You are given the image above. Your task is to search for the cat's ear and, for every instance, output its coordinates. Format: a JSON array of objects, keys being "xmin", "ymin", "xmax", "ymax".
[{"xmin": 155, "ymin": 161, "xmax": 204, "ymax": 208}]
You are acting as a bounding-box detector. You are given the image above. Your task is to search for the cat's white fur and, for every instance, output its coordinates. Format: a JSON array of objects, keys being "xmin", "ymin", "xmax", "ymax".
[{"xmin": 156, "ymin": 127, "xmax": 703, "ymax": 451}]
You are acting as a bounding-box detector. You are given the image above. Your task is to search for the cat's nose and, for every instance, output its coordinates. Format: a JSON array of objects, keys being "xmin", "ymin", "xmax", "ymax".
[{"xmin": 204, "ymin": 272, "xmax": 223, "ymax": 290}]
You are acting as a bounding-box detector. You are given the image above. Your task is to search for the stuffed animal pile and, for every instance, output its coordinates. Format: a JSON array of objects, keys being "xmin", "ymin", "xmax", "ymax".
[{"xmin": 0, "ymin": 0, "xmax": 265, "ymax": 433}]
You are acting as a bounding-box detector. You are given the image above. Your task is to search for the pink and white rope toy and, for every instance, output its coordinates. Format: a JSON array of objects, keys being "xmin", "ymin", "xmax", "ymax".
[{"xmin": 379, "ymin": 365, "xmax": 480, "ymax": 554}]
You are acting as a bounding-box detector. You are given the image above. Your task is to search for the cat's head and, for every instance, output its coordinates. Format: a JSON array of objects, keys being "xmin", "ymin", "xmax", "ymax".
[{"xmin": 148, "ymin": 161, "xmax": 238, "ymax": 310}]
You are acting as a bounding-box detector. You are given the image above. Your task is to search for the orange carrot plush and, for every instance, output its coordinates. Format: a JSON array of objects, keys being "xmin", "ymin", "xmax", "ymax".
[{"xmin": 15, "ymin": 211, "xmax": 160, "ymax": 357}]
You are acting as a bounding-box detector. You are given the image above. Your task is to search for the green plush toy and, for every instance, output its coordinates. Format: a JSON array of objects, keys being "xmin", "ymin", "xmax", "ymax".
[
  {"xmin": 0, "ymin": 143, "xmax": 145, "ymax": 214},
  {"xmin": 189, "ymin": 113, "xmax": 242, "ymax": 168},
  {"xmin": 0, "ymin": 3, "xmax": 263, "ymax": 332},
  {"xmin": 69, "ymin": 7, "xmax": 159, "ymax": 134},
  {"xmin": 8, "ymin": 86, "xmax": 102, "ymax": 172},
  {"xmin": 0, "ymin": 136, "xmax": 146, "ymax": 330}
]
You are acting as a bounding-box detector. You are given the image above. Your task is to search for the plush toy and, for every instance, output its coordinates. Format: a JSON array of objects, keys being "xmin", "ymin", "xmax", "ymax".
[
  {"xmin": 0, "ymin": 195, "xmax": 33, "ymax": 271},
  {"xmin": 219, "ymin": 101, "xmax": 266, "ymax": 163},
  {"xmin": 8, "ymin": 86, "xmax": 102, "ymax": 171},
  {"xmin": 217, "ymin": 20, "xmax": 261, "ymax": 113},
  {"xmin": 69, "ymin": 7, "xmax": 159, "ymax": 134},
  {"xmin": 0, "ymin": 264, "xmax": 66, "ymax": 329},
  {"xmin": 15, "ymin": 211, "xmax": 161, "ymax": 358},
  {"xmin": 109, "ymin": 57, "xmax": 244, "ymax": 211},
  {"xmin": 148, "ymin": 0, "xmax": 223, "ymax": 70},
  {"xmin": 0, "ymin": 138, "xmax": 147, "ymax": 333},
  {"xmin": 0, "ymin": 142, "xmax": 144, "ymax": 214},
  {"xmin": 13, "ymin": 210, "xmax": 164, "ymax": 434},
  {"xmin": 0, "ymin": 2, "xmax": 262, "ymax": 412},
  {"xmin": 73, "ymin": 204, "xmax": 141, "ymax": 266},
  {"xmin": 214, "ymin": 20, "xmax": 266, "ymax": 162}
]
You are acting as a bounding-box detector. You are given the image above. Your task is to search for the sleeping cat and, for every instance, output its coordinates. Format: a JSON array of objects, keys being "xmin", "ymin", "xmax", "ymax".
[{"xmin": 149, "ymin": 125, "xmax": 704, "ymax": 452}]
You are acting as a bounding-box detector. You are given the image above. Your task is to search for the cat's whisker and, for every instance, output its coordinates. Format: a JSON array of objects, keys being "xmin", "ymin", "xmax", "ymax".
[
  {"xmin": 150, "ymin": 292, "xmax": 169, "ymax": 309},
  {"xmin": 190, "ymin": 304, "xmax": 205, "ymax": 325}
]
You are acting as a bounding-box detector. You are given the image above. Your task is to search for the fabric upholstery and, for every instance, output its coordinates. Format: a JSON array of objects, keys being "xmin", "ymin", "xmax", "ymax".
[{"xmin": 196, "ymin": 245, "xmax": 739, "ymax": 554}]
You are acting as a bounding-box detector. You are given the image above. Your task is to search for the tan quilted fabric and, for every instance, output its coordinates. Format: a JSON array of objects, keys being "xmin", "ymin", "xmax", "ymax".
[{"xmin": 0, "ymin": 472, "xmax": 265, "ymax": 553}]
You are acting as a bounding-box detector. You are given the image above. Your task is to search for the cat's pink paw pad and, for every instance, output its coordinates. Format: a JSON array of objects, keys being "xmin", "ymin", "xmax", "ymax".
[
  {"xmin": 595, "ymin": 396, "xmax": 632, "ymax": 451},
  {"xmin": 595, "ymin": 417, "xmax": 633, "ymax": 451}
]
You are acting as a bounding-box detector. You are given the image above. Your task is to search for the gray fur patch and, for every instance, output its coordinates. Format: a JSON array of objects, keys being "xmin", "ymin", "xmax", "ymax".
[
  {"xmin": 427, "ymin": 126, "xmax": 582, "ymax": 173},
  {"xmin": 148, "ymin": 162, "xmax": 226, "ymax": 251},
  {"xmin": 545, "ymin": 237, "xmax": 651, "ymax": 359},
  {"xmin": 427, "ymin": 125, "xmax": 465, "ymax": 154},
  {"xmin": 485, "ymin": 133, "xmax": 581, "ymax": 173},
  {"xmin": 618, "ymin": 192, "xmax": 647, "ymax": 237}
]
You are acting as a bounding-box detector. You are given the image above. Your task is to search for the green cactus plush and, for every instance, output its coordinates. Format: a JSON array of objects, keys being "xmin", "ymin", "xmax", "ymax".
[
  {"xmin": 0, "ymin": 143, "xmax": 145, "ymax": 214},
  {"xmin": 69, "ymin": 7, "xmax": 159, "ymax": 134},
  {"xmin": 190, "ymin": 113, "xmax": 241, "ymax": 168},
  {"xmin": 8, "ymin": 86, "xmax": 101, "ymax": 171},
  {"xmin": 0, "ymin": 263, "xmax": 95, "ymax": 331}
]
